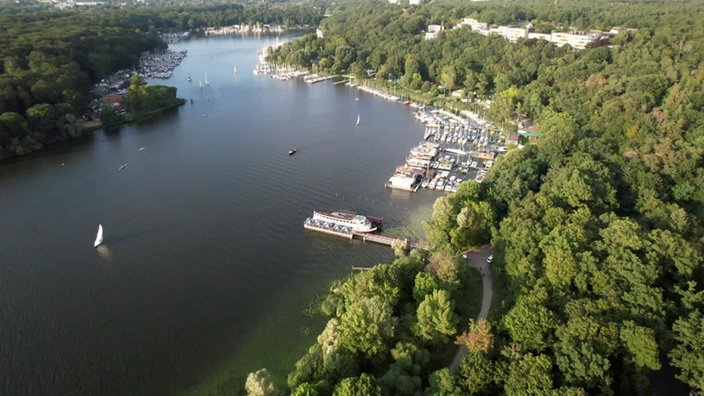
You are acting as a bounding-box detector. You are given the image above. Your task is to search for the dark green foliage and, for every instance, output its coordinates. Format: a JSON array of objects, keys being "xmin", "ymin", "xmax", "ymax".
[
  {"xmin": 253, "ymin": 1, "xmax": 704, "ymax": 394},
  {"xmin": 99, "ymin": 98, "xmax": 124, "ymax": 128},
  {"xmin": 425, "ymin": 368, "xmax": 461, "ymax": 396},
  {"xmin": 0, "ymin": 3, "xmax": 324, "ymax": 158},
  {"xmin": 332, "ymin": 373, "xmax": 381, "ymax": 396},
  {"xmin": 415, "ymin": 290, "xmax": 458, "ymax": 344}
]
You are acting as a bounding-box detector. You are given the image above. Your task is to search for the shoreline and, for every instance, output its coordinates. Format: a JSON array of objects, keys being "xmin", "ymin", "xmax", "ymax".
[
  {"xmin": 0, "ymin": 99, "xmax": 186, "ymax": 162},
  {"xmin": 256, "ymin": 69, "xmax": 507, "ymax": 195},
  {"xmin": 83, "ymin": 99, "xmax": 187, "ymax": 132}
]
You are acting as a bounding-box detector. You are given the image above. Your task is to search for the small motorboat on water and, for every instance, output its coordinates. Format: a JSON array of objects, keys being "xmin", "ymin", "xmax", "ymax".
[{"xmin": 288, "ymin": 149, "xmax": 297, "ymax": 156}]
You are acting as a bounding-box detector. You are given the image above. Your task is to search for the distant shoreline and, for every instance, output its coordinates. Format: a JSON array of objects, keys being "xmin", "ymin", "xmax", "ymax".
[{"xmin": 81, "ymin": 98, "xmax": 187, "ymax": 133}]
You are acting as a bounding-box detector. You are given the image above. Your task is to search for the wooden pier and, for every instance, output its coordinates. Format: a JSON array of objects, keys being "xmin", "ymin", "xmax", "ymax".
[
  {"xmin": 303, "ymin": 222, "xmax": 426, "ymax": 251},
  {"xmin": 354, "ymin": 232, "xmax": 409, "ymax": 249}
]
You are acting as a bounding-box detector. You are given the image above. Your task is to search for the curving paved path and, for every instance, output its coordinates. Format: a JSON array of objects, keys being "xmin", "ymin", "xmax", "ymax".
[{"xmin": 450, "ymin": 245, "xmax": 494, "ymax": 373}]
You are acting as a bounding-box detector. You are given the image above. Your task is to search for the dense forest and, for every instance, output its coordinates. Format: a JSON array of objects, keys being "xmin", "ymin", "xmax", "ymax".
[
  {"xmin": 248, "ymin": 0, "xmax": 704, "ymax": 395},
  {"xmin": 0, "ymin": 2, "xmax": 325, "ymax": 158}
]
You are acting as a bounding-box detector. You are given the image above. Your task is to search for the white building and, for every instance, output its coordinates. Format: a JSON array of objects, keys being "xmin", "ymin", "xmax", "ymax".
[
  {"xmin": 489, "ymin": 26, "xmax": 528, "ymax": 42},
  {"xmin": 527, "ymin": 32, "xmax": 552, "ymax": 42},
  {"xmin": 409, "ymin": 0, "xmax": 425, "ymax": 4},
  {"xmin": 550, "ymin": 31, "xmax": 601, "ymax": 49},
  {"xmin": 457, "ymin": 17, "xmax": 616, "ymax": 50},
  {"xmin": 425, "ymin": 25, "xmax": 444, "ymax": 40},
  {"xmin": 457, "ymin": 18, "xmax": 489, "ymax": 33}
]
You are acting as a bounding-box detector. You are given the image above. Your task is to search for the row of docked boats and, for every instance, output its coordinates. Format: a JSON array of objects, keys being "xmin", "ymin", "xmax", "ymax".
[{"xmin": 385, "ymin": 141, "xmax": 441, "ymax": 192}]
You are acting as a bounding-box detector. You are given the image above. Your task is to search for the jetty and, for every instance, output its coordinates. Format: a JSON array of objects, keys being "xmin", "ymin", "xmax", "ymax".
[
  {"xmin": 355, "ymin": 232, "xmax": 409, "ymax": 249},
  {"xmin": 304, "ymin": 74, "xmax": 332, "ymax": 84},
  {"xmin": 304, "ymin": 223, "xmax": 426, "ymax": 251}
]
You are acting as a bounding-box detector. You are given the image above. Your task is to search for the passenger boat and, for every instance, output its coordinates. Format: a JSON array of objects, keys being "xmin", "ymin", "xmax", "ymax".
[{"xmin": 312, "ymin": 209, "xmax": 379, "ymax": 233}]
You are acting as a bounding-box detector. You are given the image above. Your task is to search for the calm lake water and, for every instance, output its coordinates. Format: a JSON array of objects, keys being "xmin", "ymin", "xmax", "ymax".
[{"xmin": 0, "ymin": 34, "xmax": 442, "ymax": 395}]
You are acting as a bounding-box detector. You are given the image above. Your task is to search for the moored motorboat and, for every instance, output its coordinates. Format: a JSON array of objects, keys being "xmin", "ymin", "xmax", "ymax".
[{"xmin": 288, "ymin": 149, "xmax": 297, "ymax": 155}]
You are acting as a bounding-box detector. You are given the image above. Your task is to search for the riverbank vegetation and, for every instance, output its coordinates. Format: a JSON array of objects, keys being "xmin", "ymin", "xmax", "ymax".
[
  {"xmin": 0, "ymin": 2, "xmax": 325, "ymax": 159},
  {"xmin": 100, "ymin": 75, "xmax": 185, "ymax": 129},
  {"xmin": 254, "ymin": 0, "xmax": 703, "ymax": 394}
]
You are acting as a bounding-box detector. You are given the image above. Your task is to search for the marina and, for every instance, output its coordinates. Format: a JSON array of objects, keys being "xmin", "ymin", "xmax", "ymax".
[
  {"xmin": 384, "ymin": 107, "xmax": 507, "ymax": 193},
  {"xmin": 137, "ymin": 49, "xmax": 188, "ymax": 79},
  {"xmin": 253, "ymin": 68, "xmax": 507, "ymax": 192},
  {"xmin": 251, "ymin": 58, "xmax": 510, "ymax": 196}
]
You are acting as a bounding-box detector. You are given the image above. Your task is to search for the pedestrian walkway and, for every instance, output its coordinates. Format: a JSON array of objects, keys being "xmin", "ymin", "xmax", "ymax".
[{"xmin": 450, "ymin": 245, "xmax": 494, "ymax": 373}]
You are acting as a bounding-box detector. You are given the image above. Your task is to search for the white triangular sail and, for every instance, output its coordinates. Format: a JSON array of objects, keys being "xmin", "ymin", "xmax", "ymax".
[
  {"xmin": 356, "ymin": 115, "xmax": 360, "ymax": 126},
  {"xmin": 94, "ymin": 224, "xmax": 104, "ymax": 247}
]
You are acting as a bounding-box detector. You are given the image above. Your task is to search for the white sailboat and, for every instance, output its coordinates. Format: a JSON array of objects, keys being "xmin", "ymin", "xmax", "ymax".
[
  {"xmin": 204, "ymin": 71, "xmax": 210, "ymax": 86},
  {"xmin": 356, "ymin": 114, "xmax": 360, "ymax": 126},
  {"xmin": 94, "ymin": 224, "xmax": 104, "ymax": 247},
  {"xmin": 233, "ymin": 66, "xmax": 238, "ymax": 74}
]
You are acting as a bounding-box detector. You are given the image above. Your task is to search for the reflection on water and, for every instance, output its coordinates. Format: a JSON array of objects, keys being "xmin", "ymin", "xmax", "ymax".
[{"xmin": 96, "ymin": 245, "xmax": 111, "ymax": 259}]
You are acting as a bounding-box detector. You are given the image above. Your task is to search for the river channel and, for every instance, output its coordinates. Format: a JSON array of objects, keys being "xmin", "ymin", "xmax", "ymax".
[{"xmin": 0, "ymin": 34, "xmax": 442, "ymax": 395}]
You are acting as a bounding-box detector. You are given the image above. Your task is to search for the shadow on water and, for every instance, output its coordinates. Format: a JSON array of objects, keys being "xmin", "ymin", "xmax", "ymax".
[{"xmin": 133, "ymin": 106, "xmax": 181, "ymax": 128}]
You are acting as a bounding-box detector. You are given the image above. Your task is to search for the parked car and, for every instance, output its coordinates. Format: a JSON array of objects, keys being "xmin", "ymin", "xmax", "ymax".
[{"xmin": 487, "ymin": 254, "xmax": 493, "ymax": 263}]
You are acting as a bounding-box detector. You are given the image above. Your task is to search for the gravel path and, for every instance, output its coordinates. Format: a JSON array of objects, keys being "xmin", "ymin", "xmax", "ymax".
[{"xmin": 450, "ymin": 245, "xmax": 494, "ymax": 373}]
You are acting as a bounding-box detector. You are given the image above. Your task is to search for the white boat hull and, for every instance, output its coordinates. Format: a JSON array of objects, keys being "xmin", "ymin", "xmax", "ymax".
[
  {"xmin": 94, "ymin": 224, "xmax": 103, "ymax": 247},
  {"xmin": 312, "ymin": 209, "xmax": 377, "ymax": 233}
]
